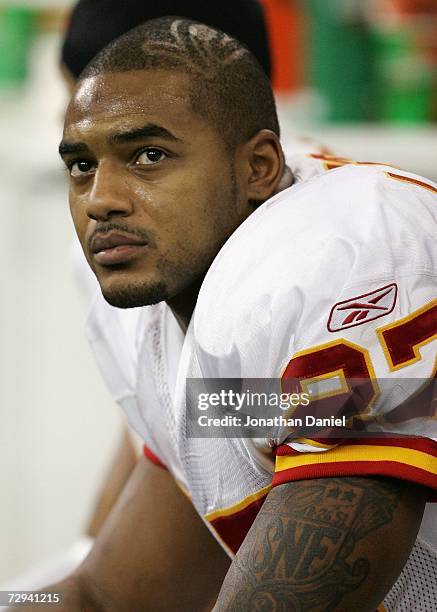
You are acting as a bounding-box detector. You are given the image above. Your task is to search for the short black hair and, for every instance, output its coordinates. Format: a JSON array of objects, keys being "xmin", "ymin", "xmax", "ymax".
[
  {"xmin": 80, "ymin": 17, "xmax": 280, "ymax": 151},
  {"xmin": 62, "ymin": 0, "xmax": 271, "ymax": 79}
]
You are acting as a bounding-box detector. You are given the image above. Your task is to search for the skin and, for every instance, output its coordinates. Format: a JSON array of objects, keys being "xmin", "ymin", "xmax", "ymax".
[
  {"xmin": 25, "ymin": 69, "xmax": 427, "ymax": 611},
  {"xmin": 213, "ymin": 478, "xmax": 427, "ymax": 612},
  {"xmin": 60, "ymin": 69, "xmax": 284, "ymax": 329},
  {"xmin": 61, "ymin": 63, "xmax": 140, "ymax": 539},
  {"xmin": 60, "ymin": 63, "xmax": 291, "ymax": 538},
  {"xmin": 85, "ymin": 429, "xmax": 138, "ymax": 539},
  {"xmin": 32, "ymin": 457, "xmax": 232, "ymax": 612},
  {"xmin": 23, "ymin": 470, "xmax": 426, "ymax": 611}
]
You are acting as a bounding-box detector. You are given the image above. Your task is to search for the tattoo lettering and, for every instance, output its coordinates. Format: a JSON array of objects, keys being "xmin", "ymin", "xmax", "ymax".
[{"xmin": 214, "ymin": 477, "xmax": 403, "ymax": 611}]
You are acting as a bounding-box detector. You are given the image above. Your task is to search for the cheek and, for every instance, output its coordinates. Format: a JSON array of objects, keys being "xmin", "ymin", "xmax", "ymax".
[
  {"xmin": 69, "ymin": 197, "xmax": 89, "ymax": 248},
  {"xmin": 130, "ymin": 181, "xmax": 155, "ymax": 208},
  {"xmin": 69, "ymin": 199, "xmax": 80, "ymax": 232},
  {"xmin": 134, "ymin": 162, "xmax": 238, "ymax": 255},
  {"xmin": 169, "ymin": 178, "xmax": 238, "ymax": 253}
]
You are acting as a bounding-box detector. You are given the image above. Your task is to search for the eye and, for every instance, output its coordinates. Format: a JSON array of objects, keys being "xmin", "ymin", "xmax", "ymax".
[
  {"xmin": 69, "ymin": 160, "xmax": 95, "ymax": 177},
  {"xmin": 135, "ymin": 148, "xmax": 167, "ymax": 166}
]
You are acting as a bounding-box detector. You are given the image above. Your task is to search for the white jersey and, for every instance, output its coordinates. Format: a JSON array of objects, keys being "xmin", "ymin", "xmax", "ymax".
[{"xmin": 86, "ymin": 153, "xmax": 437, "ymax": 612}]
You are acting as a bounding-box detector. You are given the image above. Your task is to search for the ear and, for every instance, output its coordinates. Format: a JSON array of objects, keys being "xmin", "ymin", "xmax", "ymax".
[{"xmin": 243, "ymin": 129, "xmax": 285, "ymax": 203}]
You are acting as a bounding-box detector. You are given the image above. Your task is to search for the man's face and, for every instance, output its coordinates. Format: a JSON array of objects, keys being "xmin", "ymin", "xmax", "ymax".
[{"xmin": 61, "ymin": 70, "xmax": 251, "ymax": 308}]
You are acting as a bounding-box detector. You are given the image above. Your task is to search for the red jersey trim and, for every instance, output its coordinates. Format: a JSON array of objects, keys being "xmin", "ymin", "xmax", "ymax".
[
  {"xmin": 274, "ymin": 438, "xmax": 437, "ymax": 501},
  {"xmin": 143, "ymin": 444, "xmax": 167, "ymax": 469},
  {"xmin": 275, "ymin": 436, "xmax": 437, "ymax": 455},
  {"xmin": 205, "ymin": 485, "xmax": 271, "ymax": 555}
]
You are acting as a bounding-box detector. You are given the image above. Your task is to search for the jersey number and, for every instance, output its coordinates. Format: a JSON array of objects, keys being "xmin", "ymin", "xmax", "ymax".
[{"xmin": 282, "ymin": 300, "xmax": 436, "ymax": 420}]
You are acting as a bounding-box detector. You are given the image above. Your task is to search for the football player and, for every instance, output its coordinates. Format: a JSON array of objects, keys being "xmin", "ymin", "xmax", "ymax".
[
  {"xmin": 60, "ymin": 0, "xmax": 273, "ymax": 543},
  {"xmin": 60, "ymin": 0, "xmax": 325, "ymax": 544},
  {"xmin": 45, "ymin": 17, "xmax": 437, "ymax": 612}
]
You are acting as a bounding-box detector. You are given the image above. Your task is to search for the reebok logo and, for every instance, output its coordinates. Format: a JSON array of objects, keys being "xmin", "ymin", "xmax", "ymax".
[{"xmin": 327, "ymin": 284, "xmax": 398, "ymax": 332}]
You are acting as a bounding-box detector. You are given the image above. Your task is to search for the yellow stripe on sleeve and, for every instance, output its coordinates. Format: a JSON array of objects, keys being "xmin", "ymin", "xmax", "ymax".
[{"xmin": 276, "ymin": 444, "xmax": 437, "ymax": 475}]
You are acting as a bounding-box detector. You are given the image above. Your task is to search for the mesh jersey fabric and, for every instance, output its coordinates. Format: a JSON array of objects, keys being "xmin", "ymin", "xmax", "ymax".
[{"xmin": 85, "ymin": 152, "xmax": 437, "ymax": 611}]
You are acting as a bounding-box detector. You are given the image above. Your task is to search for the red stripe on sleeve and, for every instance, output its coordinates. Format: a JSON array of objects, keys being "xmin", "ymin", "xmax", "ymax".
[
  {"xmin": 274, "ymin": 437, "xmax": 437, "ymax": 502},
  {"xmin": 143, "ymin": 444, "xmax": 167, "ymax": 469},
  {"xmin": 272, "ymin": 459, "xmax": 437, "ymax": 501},
  {"xmin": 275, "ymin": 436, "xmax": 437, "ymax": 456},
  {"xmin": 209, "ymin": 493, "xmax": 269, "ymax": 555}
]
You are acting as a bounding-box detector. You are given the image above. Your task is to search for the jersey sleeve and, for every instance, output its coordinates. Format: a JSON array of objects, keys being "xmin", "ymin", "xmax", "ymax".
[
  {"xmin": 194, "ymin": 164, "xmax": 437, "ymax": 497},
  {"xmin": 273, "ymin": 437, "xmax": 437, "ymax": 501},
  {"xmin": 273, "ymin": 169, "xmax": 437, "ymax": 497},
  {"xmin": 143, "ymin": 444, "xmax": 167, "ymax": 469}
]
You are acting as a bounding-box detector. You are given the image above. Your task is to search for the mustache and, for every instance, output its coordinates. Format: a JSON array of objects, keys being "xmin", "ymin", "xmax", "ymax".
[{"xmin": 88, "ymin": 221, "xmax": 155, "ymax": 250}]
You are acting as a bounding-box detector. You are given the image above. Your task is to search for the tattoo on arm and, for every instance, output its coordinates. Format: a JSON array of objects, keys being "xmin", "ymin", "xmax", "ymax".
[{"xmin": 214, "ymin": 477, "xmax": 405, "ymax": 611}]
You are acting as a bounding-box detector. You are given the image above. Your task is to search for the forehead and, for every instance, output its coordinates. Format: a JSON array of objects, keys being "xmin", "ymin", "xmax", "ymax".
[{"xmin": 64, "ymin": 70, "xmax": 200, "ymax": 139}]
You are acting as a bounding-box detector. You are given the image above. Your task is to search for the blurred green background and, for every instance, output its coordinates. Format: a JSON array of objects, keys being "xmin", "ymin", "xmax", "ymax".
[{"xmin": 1, "ymin": 0, "xmax": 437, "ymax": 123}]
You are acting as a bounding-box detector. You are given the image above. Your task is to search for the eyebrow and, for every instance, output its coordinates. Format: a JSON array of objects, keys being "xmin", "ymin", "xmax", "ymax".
[
  {"xmin": 58, "ymin": 141, "xmax": 89, "ymax": 157},
  {"xmin": 109, "ymin": 123, "xmax": 182, "ymax": 144},
  {"xmin": 58, "ymin": 123, "xmax": 181, "ymax": 158}
]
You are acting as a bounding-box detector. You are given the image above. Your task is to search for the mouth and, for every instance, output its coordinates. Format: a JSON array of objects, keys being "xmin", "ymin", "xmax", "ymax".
[{"xmin": 90, "ymin": 231, "xmax": 148, "ymax": 266}]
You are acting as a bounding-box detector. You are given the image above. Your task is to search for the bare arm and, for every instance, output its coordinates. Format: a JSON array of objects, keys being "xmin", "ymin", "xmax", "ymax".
[
  {"xmin": 29, "ymin": 456, "xmax": 230, "ymax": 611},
  {"xmin": 213, "ymin": 476, "xmax": 427, "ymax": 612},
  {"xmin": 86, "ymin": 428, "xmax": 138, "ymax": 538}
]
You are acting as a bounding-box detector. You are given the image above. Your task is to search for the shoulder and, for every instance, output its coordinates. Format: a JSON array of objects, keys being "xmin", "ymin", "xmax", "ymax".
[
  {"xmin": 194, "ymin": 164, "xmax": 436, "ymax": 377},
  {"xmin": 206, "ymin": 162, "xmax": 436, "ymax": 270},
  {"xmin": 199, "ymin": 163, "xmax": 437, "ymax": 301}
]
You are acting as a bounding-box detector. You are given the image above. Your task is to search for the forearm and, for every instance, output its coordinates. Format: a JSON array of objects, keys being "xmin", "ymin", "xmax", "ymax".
[
  {"xmin": 12, "ymin": 574, "xmax": 104, "ymax": 612},
  {"xmin": 214, "ymin": 476, "xmax": 427, "ymax": 612},
  {"xmin": 86, "ymin": 428, "xmax": 138, "ymax": 538},
  {"xmin": 17, "ymin": 456, "xmax": 229, "ymax": 611}
]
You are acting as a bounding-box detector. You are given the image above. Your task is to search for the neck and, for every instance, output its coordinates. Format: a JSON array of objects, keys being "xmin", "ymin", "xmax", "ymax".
[{"xmin": 166, "ymin": 276, "xmax": 204, "ymax": 333}]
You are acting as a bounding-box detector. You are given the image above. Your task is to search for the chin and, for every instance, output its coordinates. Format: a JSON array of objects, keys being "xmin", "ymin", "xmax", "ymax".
[{"xmin": 101, "ymin": 280, "xmax": 169, "ymax": 309}]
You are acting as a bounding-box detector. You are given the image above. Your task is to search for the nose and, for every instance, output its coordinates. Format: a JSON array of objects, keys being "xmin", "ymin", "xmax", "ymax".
[{"xmin": 85, "ymin": 162, "xmax": 133, "ymax": 222}]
